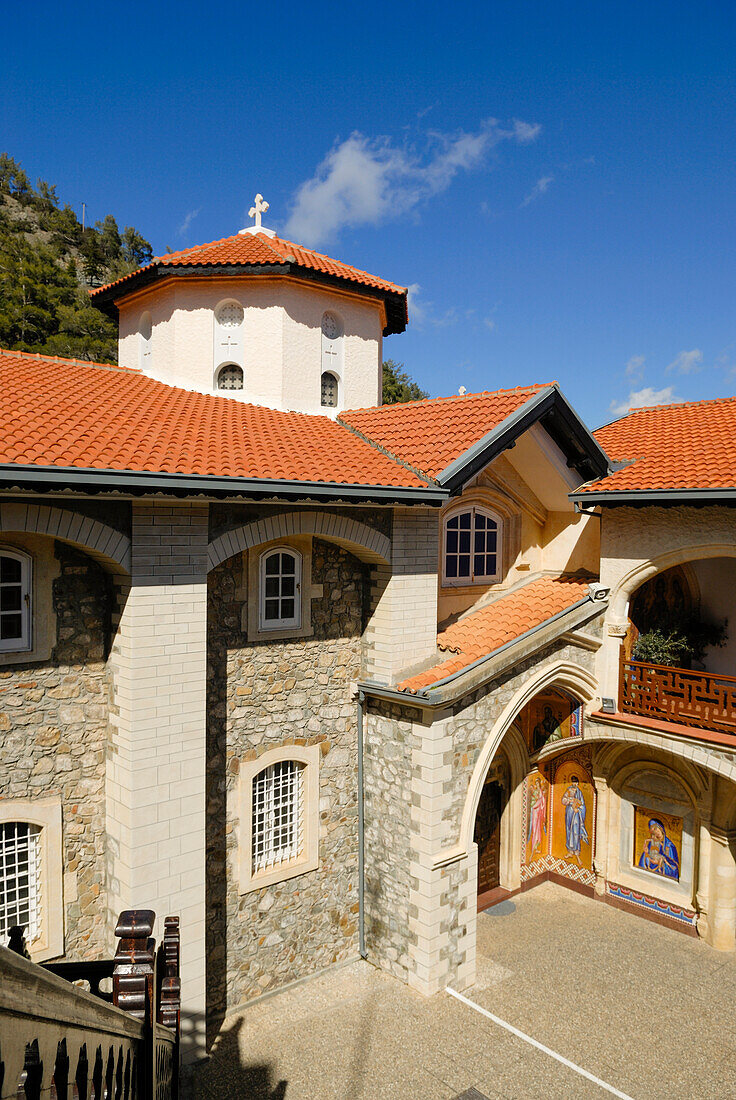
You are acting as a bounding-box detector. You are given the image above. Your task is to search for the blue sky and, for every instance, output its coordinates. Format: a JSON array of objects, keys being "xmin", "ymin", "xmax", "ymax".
[{"xmin": 4, "ymin": 1, "xmax": 736, "ymax": 426}]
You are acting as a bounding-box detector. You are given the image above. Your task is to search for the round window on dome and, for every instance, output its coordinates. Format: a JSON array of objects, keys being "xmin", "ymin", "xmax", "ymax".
[
  {"xmin": 217, "ymin": 364, "xmax": 244, "ymax": 390},
  {"xmin": 217, "ymin": 302, "xmax": 244, "ymax": 328}
]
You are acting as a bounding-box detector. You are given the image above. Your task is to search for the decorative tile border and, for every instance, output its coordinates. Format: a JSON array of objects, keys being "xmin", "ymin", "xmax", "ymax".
[
  {"xmin": 521, "ymin": 853, "xmax": 595, "ymax": 887},
  {"xmin": 606, "ymin": 881, "xmax": 697, "ymax": 926}
]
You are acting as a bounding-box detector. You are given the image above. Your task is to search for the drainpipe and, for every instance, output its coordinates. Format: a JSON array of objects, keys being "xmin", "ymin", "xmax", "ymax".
[{"xmin": 357, "ymin": 689, "xmax": 367, "ymax": 959}]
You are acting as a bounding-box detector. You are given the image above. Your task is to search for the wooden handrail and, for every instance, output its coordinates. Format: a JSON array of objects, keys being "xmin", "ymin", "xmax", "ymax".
[
  {"xmin": 620, "ymin": 656, "xmax": 736, "ymax": 738},
  {"xmin": 623, "ymin": 657, "xmax": 736, "ymax": 684}
]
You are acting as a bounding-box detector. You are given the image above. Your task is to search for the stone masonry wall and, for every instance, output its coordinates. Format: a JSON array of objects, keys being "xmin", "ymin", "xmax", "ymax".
[
  {"xmin": 206, "ymin": 538, "xmax": 365, "ymax": 1022},
  {"xmin": 0, "ymin": 541, "xmax": 112, "ymax": 958}
]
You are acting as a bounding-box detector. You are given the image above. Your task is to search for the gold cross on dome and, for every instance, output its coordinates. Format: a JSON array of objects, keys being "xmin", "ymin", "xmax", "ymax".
[{"xmin": 249, "ymin": 193, "xmax": 269, "ymax": 230}]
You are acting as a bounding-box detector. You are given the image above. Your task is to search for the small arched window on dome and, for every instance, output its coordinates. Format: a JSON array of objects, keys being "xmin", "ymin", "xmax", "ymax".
[
  {"xmin": 321, "ymin": 312, "xmax": 343, "ymax": 406},
  {"xmin": 321, "ymin": 371, "xmax": 338, "ymax": 408},
  {"xmin": 139, "ymin": 311, "xmax": 152, "ymax": 371},
  {"xmin": 214, "ymin": 300, "xmax": 244, "ymax": 384},
  {"xmin": 216, "ymin": 363, "xmax": 244, "ymax": 390}
]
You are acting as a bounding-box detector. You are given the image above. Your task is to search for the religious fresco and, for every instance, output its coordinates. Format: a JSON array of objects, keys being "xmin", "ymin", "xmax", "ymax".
[
  {"xmin": 634, "ymin": 806, "xmax": 682, "ymax": 881},
  {"xmin": 522, "ymin": 689, "xmax": 583, "ymax": 754},
  {"xmin": 524, "ymin": 770, "xmax": 550, "ymax": 866},
  {"xmin": 550, "ymin": 754, "xmax": 594, "ymax": 873}
]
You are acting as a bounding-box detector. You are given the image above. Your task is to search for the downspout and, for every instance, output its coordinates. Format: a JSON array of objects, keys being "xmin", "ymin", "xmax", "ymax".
[{"xmin": 357, "ymin": 689, "xmax": 367, "ymax": 959}]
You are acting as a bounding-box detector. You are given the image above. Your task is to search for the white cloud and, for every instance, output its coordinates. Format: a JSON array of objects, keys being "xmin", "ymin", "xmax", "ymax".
[
  {"xmin": 177, "ymin": 208, "xmax": 200, "ymax": 237},
  {"xmin": 407, "ymin": 283, "xmax": 427, "ymax": 326},
  {"xmin": 609, "ymin": 386, "xmax": 684, "ymax": 418},
  {"xmin": 625, "ymin": 354, "xmax": 645, "ymax": 379},
  {"xmin": 521, "ymin": 175, "xmax": 553, "ymax": 207},
  {"xmin": 666, "ymin": 348, "xmax": 703, "ymax": 374},
  {"xmin": 484, "ymin": 317, "xmax": 496, "ymax": 332},
  {"xmin": 283, "ymin": 118, "xmax": 541, "ymax": 245}
]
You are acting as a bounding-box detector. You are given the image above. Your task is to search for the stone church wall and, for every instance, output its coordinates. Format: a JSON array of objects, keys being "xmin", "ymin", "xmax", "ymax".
[
  {"xmin": 0, "ymin": 541, "xmax": 112, "ymax": 958},
  {"xmin": 206, "ymin": 538, "xmax": 365, "ymax": 1021}
]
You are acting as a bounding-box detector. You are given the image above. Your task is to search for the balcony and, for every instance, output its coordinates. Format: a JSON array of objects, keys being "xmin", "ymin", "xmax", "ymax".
[{"xmin": 620, "ymin": 657, "xmax": 736, "ymax": 740}]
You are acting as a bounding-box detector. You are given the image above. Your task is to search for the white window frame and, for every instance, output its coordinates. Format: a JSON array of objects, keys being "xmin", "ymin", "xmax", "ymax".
[
  {"xmin": 442, "ymin": 505, "xmax": 503, "ymax": 587},
  {"xmin": 259, "ymin": 546, "xmax": 302, "ymax": 631},
  {"xmin": 320, "ymin": 370, "xmax": 340, "ymax": 409},
  {"xmin": 213, "ymin": 298, "xmax": 245, "ymax": 383},
  {"xmin": 0, "ymin": 798, "xmax": 63, "ymax": 961},
  {"xmin": 0, "ymin": 546, "xmax": 32, "ymax": 653},
  {"xmin": 239, "ymin": 745, "xmax": 320, "ymax": 893},
  {"xmin": 321, "ymin": 311, "xmax": 343, "ymax": 408}
]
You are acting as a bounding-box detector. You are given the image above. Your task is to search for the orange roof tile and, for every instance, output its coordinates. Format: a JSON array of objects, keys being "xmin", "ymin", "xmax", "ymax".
[
  {"xmin": 398, "ymin": 575, "xmax": 592, "ymax": 691},
  {"xmin": 91, "ymin": 230, "xmax": 408, "ymax": 331},
  {"xmin": 0, "ymin": 348, "xmax": 429, "ymax": 489},
  {"xmin": 584, "ymin": 396, "xmax": 736, "ymax": 494},
  {"xmin": 340, "ymin": 384, "xmax": 552, "ymax": 482}
]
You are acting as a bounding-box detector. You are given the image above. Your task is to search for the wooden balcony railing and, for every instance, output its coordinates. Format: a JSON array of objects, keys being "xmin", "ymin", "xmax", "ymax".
[
  {"xmin": 0, "ymin": 909, "xmax": 180, "ymax": 1100},
  {"xmin": 620, "ymin": 657, "xmax": 736, "ymax": 738}
]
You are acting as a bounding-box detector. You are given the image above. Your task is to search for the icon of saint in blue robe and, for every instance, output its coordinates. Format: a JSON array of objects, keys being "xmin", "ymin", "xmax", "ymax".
[
  {"xmin": 638, "ymin": 818, "xmax": 679, "ymax": 879},
  {"xmin": 561, "ymin": 777, "xmax": 589, "ymax": 862}
]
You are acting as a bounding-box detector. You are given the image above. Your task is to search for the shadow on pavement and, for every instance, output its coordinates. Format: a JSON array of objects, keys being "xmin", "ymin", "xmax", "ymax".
[{"xmin": 185, "ymin": 1018, "xmax": 288, "ymax": 1099}]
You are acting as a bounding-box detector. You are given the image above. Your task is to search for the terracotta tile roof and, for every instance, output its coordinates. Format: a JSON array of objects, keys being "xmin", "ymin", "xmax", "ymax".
[
  {"xmin": 397, "ymin": 575, "xmax": 592, "ymax": 692},
  {"xmin": 0, "ymin": 348, "xmax": 428, "ymax": 487},
  {"xmin": 90, "ymin": 231, "xmax": 407, "ymax": 328},
  {"xmin": 584, "ymin": 396, "xmax": 736, "ymax": 494},
  {"xmin": 340, "ymin": 383, "xmax": 552, "ymax": 482}
]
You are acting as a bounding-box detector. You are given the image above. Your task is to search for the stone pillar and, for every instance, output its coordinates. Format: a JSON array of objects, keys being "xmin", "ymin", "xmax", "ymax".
[
  {"xmin": 364, "ymin": 508, "xmax": 438, "ymax": 684},
  {"xmin": 407, "ymin": 711, "xmax": 476, "ymax": 994},
  {"xmin": 592, "ymin": 774, "xmax": 609, "ymax": 896},
  {"xmin": 704, "ymin": 828, "xmax": 736, "ymax": 952},
  {"xmin": 107, "ymin": 502, "xmax": 209, "ymax": 1059}
]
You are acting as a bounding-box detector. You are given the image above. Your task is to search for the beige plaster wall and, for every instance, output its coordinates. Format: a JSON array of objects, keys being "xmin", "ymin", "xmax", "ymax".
[{"xmin": 118, "ymin": 276, "xmax": 383, "ymax": 414}]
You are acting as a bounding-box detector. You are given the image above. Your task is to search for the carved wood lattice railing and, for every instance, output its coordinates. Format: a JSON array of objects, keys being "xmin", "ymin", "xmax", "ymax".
[
  {"xmin": 620, "ymin": 658, "xmax": 736, "ymax": 737},
  {"xmin": 0, "ymin": 910, "xmax": 180, "ymax": 1099}
]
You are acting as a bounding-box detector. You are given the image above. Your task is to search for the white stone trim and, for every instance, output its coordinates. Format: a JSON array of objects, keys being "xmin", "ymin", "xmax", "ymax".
[
  {"xmin": 0, "ymin": 504, "xmax": 130, "ymax": 575},
  {"xmin": 0, "ymin": 545, "xmax": 32, "ymax": 653},
  {"xmin": 209, "ymin": 510, "xmax": 390, "ymax": 571},
  {"xmin": 0, "ymin": 797, "xmax": 63, "ymax": 962},
  {"xmin": 238, "ymin": 744, "xmax": 320, "ymax": 893},
  {"xmin": 585, "ymin": 719, "xmax": 736, "ymax": 785}
]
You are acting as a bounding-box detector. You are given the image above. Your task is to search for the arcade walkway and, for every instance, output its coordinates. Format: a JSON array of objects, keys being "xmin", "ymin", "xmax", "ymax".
[{"xmin": 189, "ymin": 882, "xmax": 736, "ymax": 1099}]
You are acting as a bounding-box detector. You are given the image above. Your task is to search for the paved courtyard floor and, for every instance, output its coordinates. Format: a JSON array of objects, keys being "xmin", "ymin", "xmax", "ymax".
[{"xmin": 188, "ymin": 882, "xmax": 736, "ymax": 1099}]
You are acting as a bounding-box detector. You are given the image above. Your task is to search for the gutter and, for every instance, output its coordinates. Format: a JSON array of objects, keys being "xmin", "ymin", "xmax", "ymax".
[
  {"xmin": 0, "ymin": 465, "xmax": 449, "ymax": 506},
  {"xmin": 570, "ymin": 487, "xmax": 736, "ymax": 507},
  {"xmin": 357, "ymin": 690, "xmax": 367, "ymax": 959},
  {"xmin": 359, "ymin": 590, "xmax": 606, "ymax": 708}
]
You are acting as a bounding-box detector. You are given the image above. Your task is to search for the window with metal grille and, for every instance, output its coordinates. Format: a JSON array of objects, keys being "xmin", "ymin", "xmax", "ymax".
[
  {"xmin": 217, "ymin": 363, "xmax": 244, "ymax": 390},
  {"xmin": 321, "ymin": 371, "xmax": 338, "ymax": 407},
  {"xmin": 0, "ymin": 550, "xmax": 31, "ymax": 651},
  {"xmin": 252, "ymin": 761, "xmax": 304, "ymax": 873},
  {"xmin": 260, "ymin": 548, "xmax": 301, "ymax": 629},
  {"xmin": 443, "ymin": 506, "xmax": 501, "ymax": 585},
  {"xmin": 0, "ymin": 822, "xmax": 42, "ymax": 943}
]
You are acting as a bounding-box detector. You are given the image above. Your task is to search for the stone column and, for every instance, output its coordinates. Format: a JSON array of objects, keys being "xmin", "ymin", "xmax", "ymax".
[
  {"xmin": 364, "ymin": 507, "xmax": 438, "ymax": 684},
  {"xmin": 704, "ymin": 828, "xmax": 736, "ymax": 952},
  {"xmin": 592, "ymin": 774, "xmax": 609, "ymax": 896},
  {"xmin": 107, "ymin": 502, "xmax": 209, "ymax": 1059}
]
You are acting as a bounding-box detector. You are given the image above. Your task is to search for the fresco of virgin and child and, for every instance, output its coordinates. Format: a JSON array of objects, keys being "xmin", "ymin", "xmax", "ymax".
[{"xmin": 634, "ymin": 808, "xmax": 681, "ymax": 881}]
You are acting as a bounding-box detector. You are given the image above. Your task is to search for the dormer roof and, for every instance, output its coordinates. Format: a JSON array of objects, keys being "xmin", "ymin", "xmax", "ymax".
[{"xmin": 90, "ymin": 230, "xmax": 408, "ymax": 335}]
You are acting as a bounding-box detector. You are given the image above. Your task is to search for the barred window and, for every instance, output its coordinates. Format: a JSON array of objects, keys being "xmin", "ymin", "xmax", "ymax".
[
  {"xmin": 0, "ymin": 822, "xmax": 42, "ymax": 944},
  {"xmin": 321, "ymin": 371, "xmax": 338, "ymax": 408},
  {"xmin": 260, "ymin": 548, "xmax": 301, "ymax": 629},
  {"xmin": 0, "ymin": 549, "xmax": 31, "ymax": 651},
  {"xmin": 217, "ymin": 363, "xmax": 244, "ymax": 390},
  {"xmin": 252, "ymin": 760, "xmax": 304, "ymax": 873},
  {"xmin": 443, "ymin": 506, "xmax": 502, "ymax": 585}
]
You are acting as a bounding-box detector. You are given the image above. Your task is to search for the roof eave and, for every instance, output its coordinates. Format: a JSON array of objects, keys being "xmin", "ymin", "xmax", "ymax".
[
  {"xmin": 436, "ymin": 385, "xmax": 611, "ymax": 493},
  {"xmin": 0, "ymin": 464, "xmax": 447, "ymax": 505},
  {"xmin": 91, "ymin": 263, "xmax": 408, "ymax": 334},
  {"xmin": 570, "ymin": 487, "xmax": 736, "ymax": 507}
]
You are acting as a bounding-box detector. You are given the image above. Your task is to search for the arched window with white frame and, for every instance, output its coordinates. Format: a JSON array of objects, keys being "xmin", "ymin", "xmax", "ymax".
[
  {"xmin": 320, "ymin": 370, "xmax": 339, "ymax": 408},
  {"xmin": 139, "ymin": 311, "xmax": 152, "ymax": 371},
  {"xmin": 443, "ymin": 505, "xmax": 502, "ymax": 586},
  {"xmin": 321, "ymin": 311, "xmax": 343, "ymax": 403},
  {"xmin": 216, "ymin": 363, "xmax": 244, "ymax": 390},
  {"xmin": 259, "ymin": 547, "xmax": 301, "ymax": 629},
  {"xmin": 0, "ymin": 548, "xmax": 31, "ymax": 651},
  {"xmin": 0, "ymin": 821, "xmax": 42, "ymax": 944}
]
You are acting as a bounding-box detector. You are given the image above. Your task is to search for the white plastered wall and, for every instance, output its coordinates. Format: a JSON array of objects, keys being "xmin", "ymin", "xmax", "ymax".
[{"xmin": 117, "ymin": 277, "xmax": 383, "ymax": 415}]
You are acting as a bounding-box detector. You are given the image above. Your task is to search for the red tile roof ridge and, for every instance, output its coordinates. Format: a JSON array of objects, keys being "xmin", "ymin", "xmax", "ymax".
[
  {"xmin": 0, "ymin": 346, "xmax": 141, "ymax": 374},
  {"xmin": 601, "ymin": 392, "xmax": 736, "ymax": 426},
  {"xmin": 341, "ymin": 381, "xmax": 557, "ymax": 418}
]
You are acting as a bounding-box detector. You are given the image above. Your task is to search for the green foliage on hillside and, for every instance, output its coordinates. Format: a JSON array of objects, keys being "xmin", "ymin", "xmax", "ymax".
[
  {"xmin": 0, "ymin": 154, "xmax": 152, "ymax": 363},
  {"xmin": 382, "ymin": 358, "xmax": 429, "ymax": 404}
]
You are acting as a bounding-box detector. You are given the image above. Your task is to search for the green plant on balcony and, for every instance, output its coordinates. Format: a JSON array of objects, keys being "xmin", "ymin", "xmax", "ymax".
[{"xmin": 633, "ymin": 618, "xmax": 728, "ymax": 669}]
